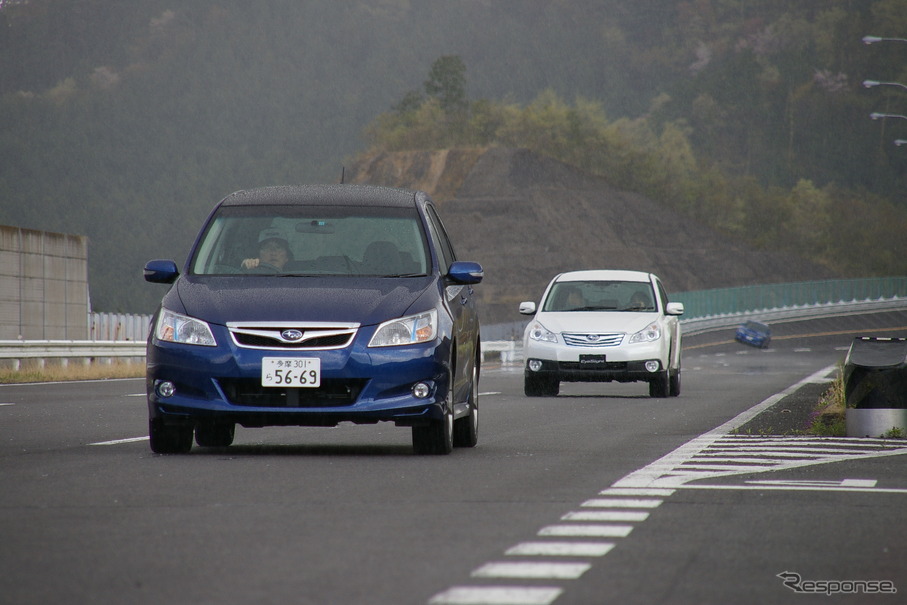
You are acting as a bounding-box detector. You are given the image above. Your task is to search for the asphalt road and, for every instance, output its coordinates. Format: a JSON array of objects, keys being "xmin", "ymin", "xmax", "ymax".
[{"xmin": 2, "ymin": 310, "xmax": 906, "ymax": 605}]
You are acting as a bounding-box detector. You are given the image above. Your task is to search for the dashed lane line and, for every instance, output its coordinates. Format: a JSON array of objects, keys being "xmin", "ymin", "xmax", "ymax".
[
  {"xmin": 537, "ymin": 524, "xmax": 635, "ymax": 538},
  {"xmin": 429, "ymin": 587, "xmax": 563, "ymax": 605},
  {"xmin": 472, "ymin": 562, "xmax": 592, "ymax": 580},
  {"xmin": 504, "ymin": 543, "xmax": 615, "ymax": 557},
  {"xmin": 89, "ymin": 436, "xmax": 149, "ymax": 446}
]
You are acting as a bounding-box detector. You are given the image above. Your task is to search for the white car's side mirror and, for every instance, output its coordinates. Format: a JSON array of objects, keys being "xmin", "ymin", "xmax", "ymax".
[
  {"xmin": 666, "ymin": 302, "xmax": 685, "ymax": 316},
  {"xmin": 519, "ymin": 301, "xmax": 537, "ymax": 315}
]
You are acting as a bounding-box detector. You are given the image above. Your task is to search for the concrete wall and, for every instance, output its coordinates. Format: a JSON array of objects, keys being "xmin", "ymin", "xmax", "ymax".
[{"xmin": 0, "ymin": 225, "xmax": 89, "ymax": 340}]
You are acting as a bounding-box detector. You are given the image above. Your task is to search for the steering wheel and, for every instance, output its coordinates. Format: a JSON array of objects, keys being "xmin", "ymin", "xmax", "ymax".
[{"xmin": 249, "ymin": 262, "xmax": 281, "ymax": 274}]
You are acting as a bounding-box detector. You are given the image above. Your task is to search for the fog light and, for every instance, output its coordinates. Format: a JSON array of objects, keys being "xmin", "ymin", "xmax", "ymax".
[
  {"xmin": 412, "ymin": 382, "xmax": 431, "ymax": 399},
  {"xmin": 157, "ymin": 381, "xmax": 175, "ymax": 398},
  {"xmin": 528, "ymin": 359, "xmax": 543, "ymax": 372},
  {"xmin": 645, "ymin": 360, "xmax": 661, "ymax": 373}
]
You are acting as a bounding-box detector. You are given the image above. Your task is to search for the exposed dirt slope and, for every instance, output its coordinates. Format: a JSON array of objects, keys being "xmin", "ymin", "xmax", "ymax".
[{"xmin": 348, "ymin": 147, "xmax": 837, "ymax": 324}]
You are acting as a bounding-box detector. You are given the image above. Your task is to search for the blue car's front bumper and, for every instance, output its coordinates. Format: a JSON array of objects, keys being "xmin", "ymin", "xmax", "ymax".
[{"xmin": 146, "ymin": 332, "xmax": 451, "ymax": 429}]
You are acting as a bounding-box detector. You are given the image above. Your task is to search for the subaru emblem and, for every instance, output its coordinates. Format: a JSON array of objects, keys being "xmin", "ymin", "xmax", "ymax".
[{"xmin": 281, "ymin": 329, "xmax": 304, "ymax": 342}]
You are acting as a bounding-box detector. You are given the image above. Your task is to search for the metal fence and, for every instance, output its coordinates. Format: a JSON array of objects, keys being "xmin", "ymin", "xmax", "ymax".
[{"xmin": 89, "ymin": 312, "xmax": 152, "ymax": 342}]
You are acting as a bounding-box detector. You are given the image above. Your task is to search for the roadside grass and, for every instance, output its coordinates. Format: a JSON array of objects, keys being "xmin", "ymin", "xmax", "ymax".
[
  {"xmin": 806, "ymin": 368, "xmax": 845, "ymax": 437},
  {"xmin": 0, "ymin": 360, "xmax": 144, "ymax": 384}
]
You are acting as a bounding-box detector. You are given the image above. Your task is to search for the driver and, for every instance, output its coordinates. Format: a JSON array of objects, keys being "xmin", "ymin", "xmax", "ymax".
[{"xmin": 242, "ymin": 228, "xmax": 293, "ymax": 271}]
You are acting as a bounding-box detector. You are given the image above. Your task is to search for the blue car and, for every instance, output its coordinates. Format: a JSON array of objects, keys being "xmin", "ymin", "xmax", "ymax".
[
  {"xmin": 143, "ymin": 184, "xmax": 483, "ymax": 455},
  {"xmin": 735, "ymin": 320, "xmax": 771, "ymax": 348}
]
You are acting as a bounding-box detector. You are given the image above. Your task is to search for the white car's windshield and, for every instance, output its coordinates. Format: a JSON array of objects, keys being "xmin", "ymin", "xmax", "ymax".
[
  {"xmin": 189, "ymin": 205, "xmax": 430, "ymax": 277},
  {"xmin": 543, "ymin": 280, "xmax": 656, "ymax": 312}
]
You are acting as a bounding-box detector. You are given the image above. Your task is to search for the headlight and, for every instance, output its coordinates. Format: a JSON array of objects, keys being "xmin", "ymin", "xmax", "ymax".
[
  {"xmin": 369, "ymin": 309, "xmax": 437, "ymax": 347},
  {"xmin": 154, "ymin": 308, "xmax": 216, "ymax": 346},
  {"xmin": 528, "ymin": 322, "xmax": 558, "ymax": 344},
  {"xmin": 628, "ymin": 322, "xmax": 661, "ymax": 344}
]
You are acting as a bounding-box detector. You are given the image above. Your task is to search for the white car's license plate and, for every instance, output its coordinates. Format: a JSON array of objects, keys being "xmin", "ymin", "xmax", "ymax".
[{"xmin": 261, "ymin": 357, "xmax": 321, "ymax": 388}]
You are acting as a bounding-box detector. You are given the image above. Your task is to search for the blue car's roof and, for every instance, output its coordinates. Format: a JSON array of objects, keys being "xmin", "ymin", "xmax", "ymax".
[{"xmin": 219, "ymin": 184, "xmax": 427, "ymax": 208}]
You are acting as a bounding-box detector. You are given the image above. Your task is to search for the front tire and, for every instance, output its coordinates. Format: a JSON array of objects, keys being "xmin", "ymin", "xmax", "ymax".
[
  {"xmin": 413, "ymin": 375, "xmax": 455, "ymax": 455},
  {"xmin": 453, "ymin": 362, "xmax": 479, "ymax": 448},
  {"xmin": 412, "ymin": 404, "xmax": 454, "ymax": 455},
  {"xmin": 649, "ymin": 371, "xmax": 670, "ymax": 398},
  {"xmin": 525, "ymin": 373, "xmax": 559, "ymax": 397},
  {"xmin": 195, "ymin": 421, "xmax": 235, "ymax": 448},
  {"xmin": 149, "ymin": 418, "xmax": 193, "ymax": 454},
  {"xmin": 669, "ymin": 368, "xmax": 681, "ymax": 397}
]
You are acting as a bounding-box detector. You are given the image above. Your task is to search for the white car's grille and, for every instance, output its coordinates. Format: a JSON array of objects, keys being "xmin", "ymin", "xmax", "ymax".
[{"xmin": 562, "ymin": 332, "xmax": 624, "ymax": 347}]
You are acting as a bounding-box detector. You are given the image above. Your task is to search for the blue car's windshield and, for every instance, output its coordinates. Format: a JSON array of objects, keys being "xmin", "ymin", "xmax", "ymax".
[
  {"xmin": 189, "ymin": 205, "xmax": 430, "ymax": 277},
  {"xmin": 543, "ymin": 280, "xmax": 656, "ymax": 312}
]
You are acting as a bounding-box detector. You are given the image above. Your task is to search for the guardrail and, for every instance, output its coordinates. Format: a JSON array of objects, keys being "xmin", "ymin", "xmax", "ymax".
[
  {"xmin": 0, "ymin": 340, "xmax": 145, "ymax": 371},
  {"xmin": 3, "ymin": 277, "xmax": 905, "ymax": 370},
  {"xmin": 672, "ymin": 276, "xmax": 907, "ymax": 320}
]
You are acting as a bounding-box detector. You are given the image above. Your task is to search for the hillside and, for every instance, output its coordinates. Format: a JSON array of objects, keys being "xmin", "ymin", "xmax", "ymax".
[
  {"xmin": 348, "ymin": 147, "xmax": 837, "ymax": 324},
  {"xmin": 1, "ymin": 1, "xmax": 904, "ymax": 314}
]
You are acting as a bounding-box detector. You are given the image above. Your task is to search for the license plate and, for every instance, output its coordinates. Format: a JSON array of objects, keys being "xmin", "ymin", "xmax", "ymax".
[
  {"xmin": 579, "ymin": 354, "xmax": 607, "ymax": 365},
  {"xmin": 262, "ymin": 357, "xmax": 321, "ymax": 387}
]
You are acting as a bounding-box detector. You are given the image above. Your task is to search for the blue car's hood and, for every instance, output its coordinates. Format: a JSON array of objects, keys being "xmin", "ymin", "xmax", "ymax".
[{"xmin": 166, "ymin": 275, "xmax": 436, "ymax": 327}]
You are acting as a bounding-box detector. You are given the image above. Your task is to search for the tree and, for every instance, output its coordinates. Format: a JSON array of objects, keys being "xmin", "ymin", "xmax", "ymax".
[{"xmin": 423, "ymin": 55, "xmax": 467, "ymax": 114}]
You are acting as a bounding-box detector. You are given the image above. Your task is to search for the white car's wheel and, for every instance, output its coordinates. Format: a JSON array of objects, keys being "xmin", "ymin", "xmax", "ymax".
[
  {"xmin": 669, "ymin": 367, "xmax": 681, "ymax": 397},
  {"xmin": 525, "ymin": 373, "xmax": 559, "ymax": 397},
  {"xmin": 649, "ymin": 371, "xmax": 670, "ymax": 398}
]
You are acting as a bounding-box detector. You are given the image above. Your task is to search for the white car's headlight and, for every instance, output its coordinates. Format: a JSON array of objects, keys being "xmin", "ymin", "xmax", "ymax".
[
  {"xmin": 154, "ymin": 308, "xmax": 217, "ymax": 346},
  {"xmin": 628, "ymin": 322, "xmax": 661, "ymax": 344},
  {"xmin": 369, "ymin": 309, "xmax": 437, "ymax": 347},
  {"xmin": 527, "ymin": 321, "xmax": 558, "ymax": 344}
]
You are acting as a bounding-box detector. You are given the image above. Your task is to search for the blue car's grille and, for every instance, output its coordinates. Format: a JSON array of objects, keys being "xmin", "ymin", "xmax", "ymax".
[
  {"xmin": 234, "ymin": 332, "xmax": 352, "ymax": 349},
  {"xmin": 227, "ymin": 323, "xmax": 359, "ymax": 350},
  {"xmin": 562, "ymin": 332, "xmax": 623, "ymax": 347},
  {"xmin": 218, "ymin": 378, "xmax": 366, "ymax": 407}
]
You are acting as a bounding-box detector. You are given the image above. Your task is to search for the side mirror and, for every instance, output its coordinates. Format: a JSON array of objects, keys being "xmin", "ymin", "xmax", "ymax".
[
  {"xmin": 519, "ymin": 301, "xmax": 537, "ymax": 315},
  {"xmin": 144, "ymin": 259, "xmax": 180, "ymax": 284},
  {"xmin": 666, "ymin": 302, "xmax": 685, "ymax": 316},
  {"xmin": 448, "ymin": 261, "xmax": 484, "ymax": 285}
]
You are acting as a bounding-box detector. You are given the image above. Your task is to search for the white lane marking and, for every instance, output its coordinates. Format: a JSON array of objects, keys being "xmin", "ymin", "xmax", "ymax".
[
  {"xmin": 581, "ymin": 498, "xmax": 663, "ymax": 509},
  {"xmin": 0, "ymin": 377, "xmax": 143, "ymax": 387},
  {"xmin": 675, "ymin": 484, "xmax": 907, "ymax": 494},
  {"xmin": 479, "ymin": 392, "xmax": 501, "ymax": 396},
  {"xmin": 599, "ymin": 488, "xmax": 675, "ymax": 497},
  {"xmin": 538, "ymin": 524, "xmax": 633, "ymax": 538},
  {"xmin": 0, "ymin": 402, "xmax": 15, "ymax": 406},
  {"xmin": 561, "ymin": 511, "xmax": 649, "ymax": 522},
  {"xmin": 472, "ymin": 562, "xmax": 591, "ymax": 580},
  {"xmin": 505, "ymin": 542, "xmax": 614, "ymax": 557},
  {"xmin": 428, "ymin": 586, "xmax": 563, "ymax": 605},
  {"xmin": 613, "ymin": 364, "xmax": 836, "ymax": 489},
  {"xmin": 89, "ymin": 436, "xmax": 149, "ymax": 446},
  {"xmin": 839, "ymin": 479, "xmax": 878, "ymax": 488},
  {"xmin": 674, "ymin": 478, "xmax": 907, "ymax": 494},
  {"xmin": 615, "ymin": 435, "xmax": 907, "ymax": 488}
]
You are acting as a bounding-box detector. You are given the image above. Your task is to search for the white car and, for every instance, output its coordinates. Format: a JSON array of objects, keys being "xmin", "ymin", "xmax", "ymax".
[{"xmin": 519, "ymin": 270, "xmax": 684, "ymax": 397}]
